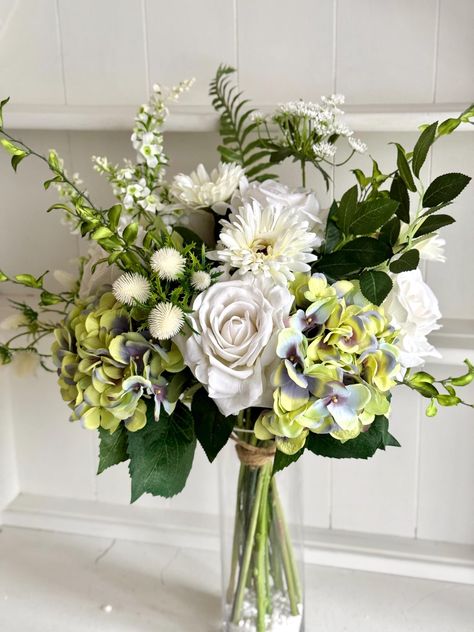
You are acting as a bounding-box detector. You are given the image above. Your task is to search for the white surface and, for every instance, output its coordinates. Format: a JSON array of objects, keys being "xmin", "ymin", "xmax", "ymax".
[
  {"xmin": 1, "ymin": 0, "xmax": 473, "ymax": 112},
  {"xmin": 3, "ymin": 494, "xmax": 473, "ymax": 585},
  {"xmin": 0, "ymin": 526, "xmax": 473, "ymax": 631}
]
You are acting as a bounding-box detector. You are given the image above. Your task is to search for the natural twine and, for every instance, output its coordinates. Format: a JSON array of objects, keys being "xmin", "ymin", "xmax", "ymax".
[{"xmin": 232, "ymin": 434, "xmax": 276, "ymax": 469}]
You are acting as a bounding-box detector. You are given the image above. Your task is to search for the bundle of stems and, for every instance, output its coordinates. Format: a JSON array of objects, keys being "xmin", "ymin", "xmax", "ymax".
[{"xmin": 226, "ymin": 438, "xmax": 302, "ymax": 632}]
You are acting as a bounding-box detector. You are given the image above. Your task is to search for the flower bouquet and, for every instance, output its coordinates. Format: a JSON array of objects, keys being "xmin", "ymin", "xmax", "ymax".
[{"xmin": 1, "ymin": 66, "xmax": 473, "ymax": 631}]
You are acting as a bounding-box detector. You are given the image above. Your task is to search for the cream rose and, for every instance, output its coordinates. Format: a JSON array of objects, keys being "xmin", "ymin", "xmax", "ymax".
[
  {"xmin": 385, "ymin": 269, "xmax": 442, "ymax": 368},
  {"xmin": 175, "ymin": 278, "xmax": 293, "ymax": 416}
]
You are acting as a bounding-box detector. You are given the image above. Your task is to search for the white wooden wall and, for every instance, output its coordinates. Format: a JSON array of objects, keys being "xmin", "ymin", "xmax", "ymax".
[{"xmin": 0, "ymin": 0, "xmax": 473, "ymax": 549}]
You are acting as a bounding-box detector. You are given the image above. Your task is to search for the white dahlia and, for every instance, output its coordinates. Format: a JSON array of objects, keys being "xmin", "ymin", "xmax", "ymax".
[
  {"xmin": 170, "ymin": 162, "xmax": 244, "ymax": 208},
  {"xmin": 208, "ymin": 201, "xmax": 319, "ymax": 285},
  {"xmin": 149, "ymin": 302, "xmax": 184, "ymax": 340}
]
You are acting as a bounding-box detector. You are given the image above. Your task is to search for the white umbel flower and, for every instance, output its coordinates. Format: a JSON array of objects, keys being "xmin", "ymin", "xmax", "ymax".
[
  {"xmin": 208, "ymin": 201, "xmax": 319, "ymax": 285},
  {"xmin": 149, "ymin": 302, "xmax": 184, "ymax": 340},
  {"xmin": 348, "ymin": 137, "xmax": 367, "ymax": 153},
  {"xmin": 170, "ymin": 162, "xmax": 244, "ymax": 208},
  {"xmin": 151, "ymin": 247, "xmax": 186, "ymax": 280},
  {"xmin": 112, "ymin": 273, "xmax": 151, "ymax": 306},
  {"xmin": 191, "ymin": 270, "xmax": 211, "ymax": 291}
]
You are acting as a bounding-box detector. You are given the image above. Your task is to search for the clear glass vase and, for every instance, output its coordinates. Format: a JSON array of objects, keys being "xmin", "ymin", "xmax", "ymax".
[{"xmin": 218, "ymin": 429, "xmax": 305, "ymax": 632}]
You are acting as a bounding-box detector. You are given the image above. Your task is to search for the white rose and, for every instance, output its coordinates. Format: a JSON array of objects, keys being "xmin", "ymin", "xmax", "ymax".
[
  {"xmin": 415, "ymin": 234, "xmax": 446, "ymax": 263},
  {"xmin": 216, "ymin": 177, "xmax": 323, "ymax": 232},
  {"xmin": 385, "ymin": 269, "xmax": 442, "ymax": 368},
  {"xmin": 175, "ymin": 277, "xmax": 293, "ymax": 416}
]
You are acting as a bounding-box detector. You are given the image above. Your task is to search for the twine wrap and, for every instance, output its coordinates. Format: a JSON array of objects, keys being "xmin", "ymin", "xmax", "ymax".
[{"xmin": 234, "ymin": 437, "xmax": 276, "ymax": 469}]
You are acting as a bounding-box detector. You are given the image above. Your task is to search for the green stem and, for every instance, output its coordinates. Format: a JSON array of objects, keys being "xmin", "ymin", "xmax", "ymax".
[
  {"xmin": 272, "ymin": 478, "xmax": 301, "ymax": 612},
  {"xmin": 231, "ymin": 465, "xmax": 267, "ymax": 625},
  {"xmin": 300, "ymin": 159, "xmax": 306, "ymax": 188},
  {"xmin": 226, "ymin": 463, "xmax": 245, "ymax": 603},
  {"xmin": 255, "ymin": 463, "xmax": 271, "ymax": 632}
]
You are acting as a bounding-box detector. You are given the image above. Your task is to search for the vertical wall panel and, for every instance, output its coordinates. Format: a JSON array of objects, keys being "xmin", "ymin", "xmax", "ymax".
[
  {"xmin": 238, "ymin": 0, "xmax": 335, "ymax": 103},
  {"xmin": 0, "ymin": 0, "xmax": 64, "ymax": 104},
  {"xmin": 416, "ymin": 362, "xmax": 474, "ymax": 545},
  {"xmin": 336, "ymin": 0, "xmax": 438, "ymax": 104},
  {"xmin": 0, "ymin": 358, "xmax": 18, "ymax": 510},
  {"xmin": 331, "ymin": 388, "xmax": 420, "ymax": 537},
  {"xmin": 435, "ymin": 0, "xmax": 474, "ymax": 103},
  {"xmin": 58, "ymin": 0, "xmax": 148, "ymax": 105},
  {"xmin": 145, "ymin": 0, "xmax": 236, "ymax": 105},
  {"xmin": 0, "ymin": 130, "xmax": 79, "ymax": 295},
  {"xmin": 425, "ymin": 133, "xmax": 474, "ymax": 320},
  {"xmin": 10, "ymin": 371, "xmax": 97, "ymax": 501}
]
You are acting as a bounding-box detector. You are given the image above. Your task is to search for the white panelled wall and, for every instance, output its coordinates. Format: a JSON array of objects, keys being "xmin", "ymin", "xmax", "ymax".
[{"xmin": 0, "ymin": 0, "xmax": 473, "ymax": 578}]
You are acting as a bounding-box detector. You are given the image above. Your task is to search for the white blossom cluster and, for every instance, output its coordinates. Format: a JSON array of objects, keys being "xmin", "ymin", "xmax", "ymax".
[
  {"xmin": 93, "ymin": 79, "xmax": 195, "ymax": 224},
  {"xmin": 272, "ymin": 94, "xmax": 367, "ymax": 162}
]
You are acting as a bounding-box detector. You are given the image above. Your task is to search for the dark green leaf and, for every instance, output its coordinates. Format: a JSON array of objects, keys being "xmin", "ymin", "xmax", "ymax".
[
  {"xmin": 346, "ymin": 197, "xmax": 399, "ymax": 236},
  {"xmin": 324, "ymin": 219, "xmax": 342, "ymax": 254},
  {"xmin": 127, "ymin": 401, "xmax": 196, "ymax": 502},
  {"xmin": 412, "ymin": 121, "xmax": 437, "ymax": 178},
  {"xmin": 338, "ymin": 185, "xmax": 359, "ymax": 235},
  {"xmin": 389, "ymin": 249, "xmax": 420, "ymax": 273},
  {"xmin": 191, "ymin": 388, "xmax": 235, "ymax": 462},
  {"xmin": 359, "ymin": 270, "xmax": 393, "ymax": 305},
  {"xmin": 422, "ymin": 173, "xmax": 471, "ymax": 207},
  {"xmin": 379, "ymin": 216, "xmax": 401, "ymax": 246},
  {"xmin": 306, "ymin": 416, "xmax": 399, "ymax": 459},
  {"xmin": 393, "ymin": 143, "xmax": 417, "ymax": 191},
  {"xmin": 414, "ymin": 213, "xmax": 455, "ymax": 237},
  {"xmin": 11, "ymin": 153, "xmax": 27, "ymax": 172},
  {"xmin": 337, "ymin": 237, "xmax": 392, "ymax": 267},
  {"xmin": 97, "ymin": 426, "xmax": 129, "ymax": 475},
  {"xmin": 437, "ymin": 118, "xmax": 461, "ymax": 136},
  {"xmin": 390, "ymin": 176, "xmax": 410, "ymax": 223},
  {"xmin": 273, "ymin": 447, "xmax": 304, "ymax": 475}
]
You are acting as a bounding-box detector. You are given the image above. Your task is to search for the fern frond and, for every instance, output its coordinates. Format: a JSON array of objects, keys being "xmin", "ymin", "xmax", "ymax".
[{"xmin": 209, "ymin": 65, "xmax": 277, "ymax": 182}]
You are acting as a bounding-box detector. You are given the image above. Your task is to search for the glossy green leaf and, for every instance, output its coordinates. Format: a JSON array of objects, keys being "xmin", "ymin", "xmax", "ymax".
[
  {"xmin": 414, "ymin": 213, "xmax": 455, "ymax": 237},
  {"xmin": 422, "ymin": 173, "xmax": 471, "ymax": 208},
  {"xmin": 389, "ymin": 249, "xmax": 420, "ymax": 273},
  {"xmin": 412, "ymin": 121, "xmax": 437, "ymax": 178},
  {"xmin": 123, "ymin": 222, "xmax": 139, "ymax": 245},
  {"xmin": 393, "ymin": 143, "xmax": 416, "ymax": 191},
  {"xmin": 390, "ymin": 176, "xmax": 410, "ymax": 223},
  {"xmin": 338, "ymin": 185, "xmax": 359, "ymax": 235},
  {"xmin": 191, "ymin": 388, "xmax": 235, "ymax": 462},
  {"xmin": 0, "ymin": 96, "xmax": 10, "ymax": 127},
  {"xmin": 128, "ymin": 401, "xmax": 196, "ymax": 502},
  {"xmin": 345, "ymin": 197, "xmax": 399, "ymax": 236},
  {"xmin": 359, "ymin": 270, "xmax": 393, "ymax": 305},
  {"xmin": 97, "ymin": 426, "xmax": 129, "ymax": 475}
]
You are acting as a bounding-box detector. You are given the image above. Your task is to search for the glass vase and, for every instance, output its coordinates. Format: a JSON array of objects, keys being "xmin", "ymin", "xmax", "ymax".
[{"xmin": 218, "ymin": 429, "xmax": 305, "ymax": 632}]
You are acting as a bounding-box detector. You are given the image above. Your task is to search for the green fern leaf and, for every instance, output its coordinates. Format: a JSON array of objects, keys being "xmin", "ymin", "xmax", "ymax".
[{"xmin": 209, "ymin": 65, "xmax": 275, "ymax": 181}]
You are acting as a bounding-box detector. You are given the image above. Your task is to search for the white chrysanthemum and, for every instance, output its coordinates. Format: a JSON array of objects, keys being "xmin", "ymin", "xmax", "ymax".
[
  {"xmin": 149, "ymin": 302, "xmax": 184, "ymax": 340},
  {"xmin": 151, "ymin": 247, "xmax": 186, "ymax": 280},
  {"xmin": 208, "ymin": 201, "xmax": 319, "ymax": 285},
  {"xmin": 170, "ymin": 162, "xmax": 244, "ymax": 208},
  {"xmin": 348, "ymin": 137, "xmax": 367, "ymax": 153},
  {"xmin": 112, "ymin": 273, "xmax": 151, "ymax": 306},
  {"xmin": 191, "ymin": 270, "xmax": 211, "ymax": 291}
]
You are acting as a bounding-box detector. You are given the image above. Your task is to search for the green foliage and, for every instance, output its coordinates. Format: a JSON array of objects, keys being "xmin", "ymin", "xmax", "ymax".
[
  {"xmin": 389, "ymin": 176, "xmax": 410, "ymax": 223},
  {"xmin": 209, "ymin": 65, "xmax": 276, "ymax": 180},
  {"xmin": 127, "ymin": 401, "xmax": 196, "ymax": 502},
  {"xmin": 389, "ymin": 249, "xmax": 420, "ymax": 273},
  {"xmin": 306, "ymin": 416, "xmax": 400, "ymax": 460},
  {"xmin": 422, "ymin": 173, "xmax": 471, "ymax": 208},
  {"xmin": 393, "ymin": 143, "xmax": 416, "ymax": 192},
  {"xmin": 191, "ymin": 387, "xmax": 236, "ymax": 462},
  {"xmin": 97, "ymin": 426, "xmax": 129, "ymax": 475},
  {"xmin": 0, "ymin": 97, "xmax": 10, "ymax": 128},
  {"xmin": 272, "ymin": 447, "xmax": 304, "ymax": 475},
  {"xmin": 341, "ymin": 197, "xmax": 399, "ymax": 236},
  {"xmin": 315, "ymin": 237, "xmax": 391, "ymax": 280},
  {"xmin": 412, "ymin": 121, "xmax": 437, "ymax": 178},
  {"xmin": 414, "ymin": 213, "xmax": 455, "ymax": 237},
  {"xmin": 359, "ymin": 270, "xmax": 393, "ymax": 305}
]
